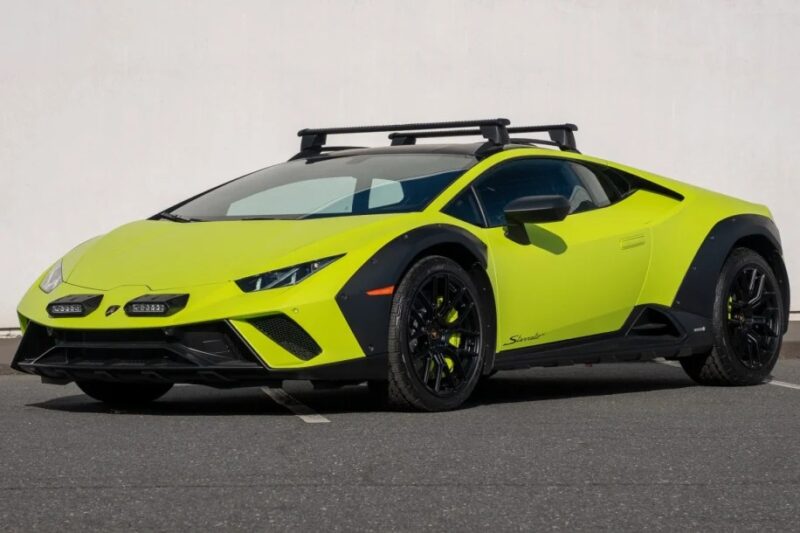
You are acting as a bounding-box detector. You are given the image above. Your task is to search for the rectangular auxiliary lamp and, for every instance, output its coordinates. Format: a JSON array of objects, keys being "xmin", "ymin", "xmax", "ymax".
[
  {"xmin": 124, "ymin": 294, "xmax": 189, "ymax": 317},
  {"xmin": 47, "ymin": 294, "xmax": 103, "ymax": 317}
]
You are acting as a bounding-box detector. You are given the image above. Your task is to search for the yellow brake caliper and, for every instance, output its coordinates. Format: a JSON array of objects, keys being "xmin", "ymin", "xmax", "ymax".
[{"xmin": 443, "ymin": 305, "xmax": 460, "ymax": 372}]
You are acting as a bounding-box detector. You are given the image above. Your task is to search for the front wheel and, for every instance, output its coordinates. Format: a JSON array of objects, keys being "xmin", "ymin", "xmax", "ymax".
[
  {"xmin": 77, "ymin": 381, "xmax": 174, "ymax": 406},
  {"xmin": 386, "ymin": 256, "xmax": 488, "ymax": 411},
  {"xmin": 680, "ymin": 248, "xmax": 784, "ymax": 385}
]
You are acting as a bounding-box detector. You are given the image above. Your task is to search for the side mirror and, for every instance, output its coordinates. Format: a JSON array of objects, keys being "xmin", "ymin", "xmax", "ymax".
[{"xmin": 504, "ymin": 195, "xmax": 570, "ymax": 225}]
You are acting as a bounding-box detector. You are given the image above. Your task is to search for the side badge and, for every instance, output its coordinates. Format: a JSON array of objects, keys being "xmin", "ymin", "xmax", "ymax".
[
  {"xmin": 503, "ymin": 332, "xmax": 544, "ymax": 346},
  {"xmin": 105, "ymin": 305, "xmax": 120, "ymax": 317}
]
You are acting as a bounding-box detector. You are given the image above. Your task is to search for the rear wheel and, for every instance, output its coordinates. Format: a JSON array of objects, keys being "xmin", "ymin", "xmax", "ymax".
[
  {"xmin": 77, "ymin": 381, "xmax": 173, "ymax": 406},
  {"xmin": 680, "ymin": 248, "xmax": 783, "ymax": 385},
  {"xmin": 386, "ymin": 256, "xmax": 487, "ymax": 411}
]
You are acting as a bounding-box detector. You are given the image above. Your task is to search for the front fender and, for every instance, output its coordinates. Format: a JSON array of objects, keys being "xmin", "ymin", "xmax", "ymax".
[{"xmin": 336, "ymin": 224, "xmax": 487, "ymax": 356}]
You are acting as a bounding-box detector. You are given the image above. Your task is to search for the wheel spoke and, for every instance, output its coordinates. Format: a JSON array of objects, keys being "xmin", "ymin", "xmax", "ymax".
[
  {"xmin": 453, "ymin": 302, "xmax": 475, "ymax": 326},
  {"xmin": 743, "ymin": 333, "xmax": 756, "ymax": 363},
  {"xmin": 421, "ymin": 355, "xmax": 432, "ymax": 384},
  {"xmin": 433, "ymin": 358, "xmax": 443, "ymax": 392},
  {"xmin": 449, "ymin": 353, "xmax": 466, "ymax": 379},
  {"xmin": 747, "ymin": 272, "xmax": 766, "ymax": 306},
  {"xmin": 417, "ymin": 290, "xmax": 436, "ymax": 315},
  {"xmin": 409, "ymin": 306, "xmax": 424, "ymax": 323}
]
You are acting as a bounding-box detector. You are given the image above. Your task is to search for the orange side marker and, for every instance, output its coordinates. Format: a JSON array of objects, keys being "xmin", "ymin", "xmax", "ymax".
[{"xmin": 366, "ymin": 285, "xmax": 395, "ymax": 296}]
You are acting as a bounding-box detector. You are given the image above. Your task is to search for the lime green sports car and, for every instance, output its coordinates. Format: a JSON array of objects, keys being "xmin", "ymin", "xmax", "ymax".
[{"xmin": 13, "ymin": 119, "xmax": 790, "ymax": 411}]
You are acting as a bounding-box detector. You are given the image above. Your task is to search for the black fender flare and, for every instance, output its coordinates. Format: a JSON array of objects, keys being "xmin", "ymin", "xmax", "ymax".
[
  {"xmin": 336, "ymin": 224, "xmax": 489, "ymax": 357},
  {"xmin": 672, "ymin": 214, "xmax": 790, "ymax": 333}
]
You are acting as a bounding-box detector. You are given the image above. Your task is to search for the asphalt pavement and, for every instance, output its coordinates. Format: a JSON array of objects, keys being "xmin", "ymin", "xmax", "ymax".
[{"xmin": 2, "ymin": 341, "xmax": 800, "ymax": 531}]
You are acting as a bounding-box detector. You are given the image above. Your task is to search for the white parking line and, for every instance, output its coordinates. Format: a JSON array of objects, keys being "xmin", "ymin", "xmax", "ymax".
[
  {"xmin": 766, "ymin": 379, "xmax": 800, "ymax": 391},
  {"xmin": 261, "ymin": 387, "xmax": 330, "ymax": 423},
  {"xmin": 655, "ymin": 359, "xmax": 800, "ymax": 390}
]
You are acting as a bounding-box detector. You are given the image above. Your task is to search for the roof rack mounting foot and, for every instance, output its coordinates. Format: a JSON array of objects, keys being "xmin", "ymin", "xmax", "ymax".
[
  {"xmin": 390, "ymin": 135, "xmax": 417, "ymax": 146},
  {"xmin": 479, "ymin": 123, "xmax": 510, "ymax": 145}
]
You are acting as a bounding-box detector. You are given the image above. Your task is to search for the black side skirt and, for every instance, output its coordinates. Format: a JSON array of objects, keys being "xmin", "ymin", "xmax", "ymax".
[{"xmin": 493, "ymin": 305, "xmax": 713, "ymax": 371}]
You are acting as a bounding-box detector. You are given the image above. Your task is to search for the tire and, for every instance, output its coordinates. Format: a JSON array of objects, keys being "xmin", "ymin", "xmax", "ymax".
[
  {"xmin": 386, "ymin": 256, "xmax": 488, "ymax": 411},
  {"xmin": 680, "ymin": 248, "xmax": 784, "ymax": 386},
  {"xmin": 77, "ymin": 381, "xmax": 173, "ymax": 406}
]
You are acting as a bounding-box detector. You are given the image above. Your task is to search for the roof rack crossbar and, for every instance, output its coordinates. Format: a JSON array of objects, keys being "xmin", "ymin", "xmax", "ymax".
[
  {"xmin": 295, "ymin": 118, "xmax": 510, "ymax": 158},
  {"xmin": 299, "ymin": 118, "xmax": 509, "ymax": 136},
  {"xmin": 387, "ymin": 123, "xmax": 579, "ymax": 152},
  {"xmin": 389, "ymin": 128, "xmax": 479, "ymax": 146}
]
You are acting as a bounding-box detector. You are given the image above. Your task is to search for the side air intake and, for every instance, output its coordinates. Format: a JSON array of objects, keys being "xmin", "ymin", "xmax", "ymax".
[
  {"xmin": 627, "ymin": 307, "xmax": 682, "ymax": 338},
  {"xmin": 249, "ymin": 315, "xmax": 322, "ymax": 360}
]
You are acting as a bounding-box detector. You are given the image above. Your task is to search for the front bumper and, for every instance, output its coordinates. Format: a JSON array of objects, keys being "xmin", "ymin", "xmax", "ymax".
[
  {"xmin": 12, "ymin": 321, "xmax": 386, "ymax": 386},
  {"xmin": 17, "ymin": 278, "xmax": 370, "ymax": 371}
]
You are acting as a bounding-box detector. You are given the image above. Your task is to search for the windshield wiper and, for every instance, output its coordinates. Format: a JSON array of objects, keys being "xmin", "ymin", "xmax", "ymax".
[{"xmin": 155, "ymin": 212, "xmax": 202, "ymax": 223}]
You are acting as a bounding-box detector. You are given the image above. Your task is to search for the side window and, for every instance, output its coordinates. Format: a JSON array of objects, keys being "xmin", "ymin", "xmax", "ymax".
[
  {"xmin": 568, "ymin": 163, "xmax": 611, "ymax": 208},
  {"xmin": 442, "ymin": 188, "xmax": 484, "ymax": 226},
  {"xmin": 473, "ymin": 159, "xmax": 610, "ymax": 227},
  {"xmin": 594, "ymin": 166, "xmax": 632, "ymax": 202}
]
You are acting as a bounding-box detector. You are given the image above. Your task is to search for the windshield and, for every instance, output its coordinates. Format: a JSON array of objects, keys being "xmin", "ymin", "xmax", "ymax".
[{"xmin": 168, "ymin": 154, "xmax": 475, "ymax": 220}]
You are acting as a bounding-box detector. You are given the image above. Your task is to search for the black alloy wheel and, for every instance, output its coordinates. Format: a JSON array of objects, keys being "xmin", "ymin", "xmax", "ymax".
[
  {"xmin": 725, "ymin": 265, "xmax": 781, "ymax": 370},
  {"xmin": 405, "ymin": 272, "xmax": 483, "ymax": 397},
  {"xmin": 385, "ymin": 256, "xmax": 487, "ymax": 411},
  {"xmin": 680, "ymin": 248, "xmax": 784, "ymax": 386}
]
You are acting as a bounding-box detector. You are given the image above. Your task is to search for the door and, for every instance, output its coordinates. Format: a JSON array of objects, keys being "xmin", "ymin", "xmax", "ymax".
[{"xmin": 471, "ymin": 157, "xmax": 652, "ymax": 351}]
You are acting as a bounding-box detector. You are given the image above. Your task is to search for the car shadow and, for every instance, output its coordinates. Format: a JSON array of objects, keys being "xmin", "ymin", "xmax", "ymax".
[
  {"xmin": 28, "ymin": 364, "xmax": 696, "ymax": 416},
  {"xmin": 27, "ymin": 387, "xmax": 294, "ymax": 417},
  {"xmin": 466, "ymin": 371, "xmax": 694, "ymax": 407},
  {"xmin": 302, "ymin": 369, "xmax": 696, "ymax": 414}
]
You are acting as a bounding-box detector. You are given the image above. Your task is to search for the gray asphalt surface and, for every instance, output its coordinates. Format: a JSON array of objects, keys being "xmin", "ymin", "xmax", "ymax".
[{"xmin": 3, "ymin": 355, "xmax": 800, "ymax": 531}]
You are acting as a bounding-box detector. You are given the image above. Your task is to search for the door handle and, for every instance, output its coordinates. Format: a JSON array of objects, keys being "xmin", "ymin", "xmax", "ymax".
[{"xmin": 619, "ymin": 234, "xmax": 647, "ymax": 250}]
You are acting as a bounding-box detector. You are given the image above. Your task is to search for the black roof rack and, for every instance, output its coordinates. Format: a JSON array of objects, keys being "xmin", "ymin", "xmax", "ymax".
[
  {"xmin": 388, "ymin": 124, "xmax": 579, "ymax": 152},
  {"xmin": 292, "ymin": 119, "xmax": 578, "ymax": 159}
]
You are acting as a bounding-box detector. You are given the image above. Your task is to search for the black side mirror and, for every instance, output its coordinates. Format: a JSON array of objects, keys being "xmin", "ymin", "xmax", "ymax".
[{"xmin": 503, "ymin": 195, "xmax": 570, "ymax": 225}]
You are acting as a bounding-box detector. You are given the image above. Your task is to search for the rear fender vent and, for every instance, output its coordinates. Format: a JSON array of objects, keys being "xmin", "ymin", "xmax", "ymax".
[
  {"xmin": 627, "ymin": 307, "xmax": 682, "ymax": 338},
  {"xmin": 249, "ymin": 315, "xmax": 322, "ymax": 360}
]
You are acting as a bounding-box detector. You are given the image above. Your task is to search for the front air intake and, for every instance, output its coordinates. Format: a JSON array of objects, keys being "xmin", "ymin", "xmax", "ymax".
[{"xmin": 249, "ymin": 315, "xmax": 322, "ymax": 360}]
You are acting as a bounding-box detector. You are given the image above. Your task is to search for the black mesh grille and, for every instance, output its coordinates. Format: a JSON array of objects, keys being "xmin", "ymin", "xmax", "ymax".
[
  {"xmin": 14, "ymin": 321, "xmax": 259, "ymax": 367},
  {"xmin": 250, "ymin": 315, "xmax": 321, "ymax": 360}
]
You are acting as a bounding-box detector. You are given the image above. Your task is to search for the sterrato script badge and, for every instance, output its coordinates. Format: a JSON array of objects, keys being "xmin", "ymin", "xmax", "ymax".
[{"xmin": 503, "ymin": 332, "xmax": 544, "ymax": 346}]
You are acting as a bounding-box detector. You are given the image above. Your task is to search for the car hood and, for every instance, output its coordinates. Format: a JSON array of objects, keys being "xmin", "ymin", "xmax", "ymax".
[{"xmin": 64, "ymin": 215, "xmax": 407, "ymax": 290}]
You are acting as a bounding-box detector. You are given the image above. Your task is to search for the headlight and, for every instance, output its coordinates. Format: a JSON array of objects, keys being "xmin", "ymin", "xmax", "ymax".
[
  {"xmin": 235, "ymin": 255, "xmax": 344, "ymax": 292},
  {"xmin": 39, "ymin": 260, "xmax": 63, "ymax": 294}
]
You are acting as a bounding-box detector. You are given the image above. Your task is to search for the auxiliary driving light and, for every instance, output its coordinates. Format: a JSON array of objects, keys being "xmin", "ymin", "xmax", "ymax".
[
  {"xmin": 46, "ymin": 294, "xmax": 103, "ymax": 317},
  {"xmin": 124, "ymin": 294, "xmax": 189, "ymax": 316}
]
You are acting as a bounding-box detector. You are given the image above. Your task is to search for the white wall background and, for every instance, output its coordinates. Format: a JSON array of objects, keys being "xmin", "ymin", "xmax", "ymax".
[{"xmin": 1, "ymin": 0, "xmax": 799, "ymax": 327}]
